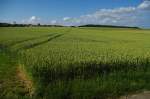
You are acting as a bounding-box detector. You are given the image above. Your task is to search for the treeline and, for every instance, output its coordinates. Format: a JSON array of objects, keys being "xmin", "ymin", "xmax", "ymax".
[
  {"xmin": 78, "ymin": 24, "xmax": 140, "ymax": 29},
  {"xmin": 0, "ymin": 23, "xmax": 64, "ymax": 27},
  {"xmin": 0, "ymin": 22, "xmax": 140, "ymax": 29}
]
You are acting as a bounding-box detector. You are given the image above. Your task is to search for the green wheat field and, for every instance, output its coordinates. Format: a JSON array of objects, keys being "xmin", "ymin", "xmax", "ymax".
[{"xmin": 0, "ymin": 27, "xmax": 150, "ymax": 99}]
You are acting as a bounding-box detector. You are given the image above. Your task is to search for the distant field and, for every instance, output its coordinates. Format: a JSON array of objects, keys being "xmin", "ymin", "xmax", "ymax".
[{"xmin": 0, "ymin": 27, "xmax": 150, "ymax": 99}]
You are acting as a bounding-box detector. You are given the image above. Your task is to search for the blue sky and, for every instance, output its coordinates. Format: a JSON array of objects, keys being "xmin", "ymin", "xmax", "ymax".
[{"xmin": 0, "ymin": 0, "xmax": 150, "ymax": 27}]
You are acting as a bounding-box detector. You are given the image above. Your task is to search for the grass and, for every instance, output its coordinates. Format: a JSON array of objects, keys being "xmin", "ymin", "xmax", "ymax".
[
  {"xmin": 0, "ymin": 27, "xmax": 150, "ymax": 99},
  {"xmin": 0, "ymin": 48, "xmax": 28, "ymax": 99}
]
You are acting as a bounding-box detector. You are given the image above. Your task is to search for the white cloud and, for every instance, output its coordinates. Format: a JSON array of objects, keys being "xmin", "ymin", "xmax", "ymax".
[
  {"xmin": 57, "ymin": 0, "xmax": 150, "ymax": 27},
  {"xmin": 50, "ymin": 20, "xmax": 57, "ymax": 25},
  {"xmin": 63, "ymin": 17, "xmax": 71, "ymax": 21},
  {"xmin": 138, "ymin": 0, "xmax": 150, "ymax": 10},
  {"xmin": 95, "ymin": 7, "xmax": 136, "ymax": 15},
  {"xmin": 30, "ymin": 16, "xmax": 36, "ymax": 21},
  {"xmin": 28, "ymin": 16, "xmax": 40, "ymax": 24},
  {"xmin": 19, "ymin": 1, "xmax": 150, "ymax": 27},
  {"xmin": 22, "ymin": 16, "xmax": 40, "ymax": 24}
]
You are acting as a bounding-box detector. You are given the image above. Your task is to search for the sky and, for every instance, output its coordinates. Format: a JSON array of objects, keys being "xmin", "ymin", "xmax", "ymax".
[{"xmin": 0, "ymin": 0, "xmax": 150, "ymax": 27}]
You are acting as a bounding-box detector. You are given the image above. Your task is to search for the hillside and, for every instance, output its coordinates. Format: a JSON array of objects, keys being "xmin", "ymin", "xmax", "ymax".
[{"xmin": 78, "ymin": 24, "xmax": 140, "ymax": 29}]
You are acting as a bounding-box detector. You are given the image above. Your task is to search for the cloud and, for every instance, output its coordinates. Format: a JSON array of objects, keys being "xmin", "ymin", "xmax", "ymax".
[
  {"xmin": 19, "ymin": 1, "xmax": 150, "ymax": 27},
  {"xmin": 95, "ymin": 7, "xmax": 136, "ymax": 14},
  {"xmin": 28, "ymin": 16, "xmax": 40, "ymax": 24},
  {"xmin": 22, "ymin": 16, "xmax": 40, "ymax": 24},
  {"xmin": 63, "ymin": 17, "xmax": 71, "ymax": 21},
  {"xmin": 58, "ymin": 0, "xmax": 150, "ymax": 27},
  {"xmin": 29, "ymin": 16, "xmax": 36, "ymax": 21},
  {"xmin": 50, "ymin": 20, "xmax": 57, "ymax": 24},
  {"xmin": 138, "ymin": 0, "xmax": 150, "ymax": 10}
]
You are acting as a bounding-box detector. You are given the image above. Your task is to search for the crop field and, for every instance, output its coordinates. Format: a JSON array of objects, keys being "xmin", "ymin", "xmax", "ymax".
[{"xmin": 0, "ymin": 27, "xmax": 150, "ymax": 99}]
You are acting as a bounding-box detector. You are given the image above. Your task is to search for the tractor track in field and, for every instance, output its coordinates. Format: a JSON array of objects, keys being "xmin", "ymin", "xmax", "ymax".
[
  {"xmin": 0, "ymin": 31, "xmax": 68, "ymax": 98},
  {"xmin": 120, "ymin": 91, "xmax": 150, "ymax": 99},
  {"xmin": 0, "ymin": 29, "xmax": 69, "ymax": 98},
  {"xmin": 19, "ymin": 33, "xmax": 65, "ymax": 50},
  {"xmin": 0, "ymin": 45, "xmax": 34, "ymax": 98},
  {"xmin": 16, "ymin": 65, "xmax": 35, "ymax": 97},
  {"xmin": 9, "ymin": 33, "xmax": 55, "ymax": 47}
]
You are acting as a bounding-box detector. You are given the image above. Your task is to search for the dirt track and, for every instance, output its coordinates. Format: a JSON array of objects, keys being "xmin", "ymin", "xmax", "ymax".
[{"xmin": 120, "ymin": 91, "xmax": 150, "ymax": 99}]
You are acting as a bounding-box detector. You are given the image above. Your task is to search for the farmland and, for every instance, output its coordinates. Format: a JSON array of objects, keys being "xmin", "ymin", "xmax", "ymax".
[{"xmin": 0, "ymin": 27, "xmax": 150, "ymax": 99}]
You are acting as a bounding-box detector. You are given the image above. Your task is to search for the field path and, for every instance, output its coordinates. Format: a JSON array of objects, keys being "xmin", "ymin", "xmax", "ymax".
[
  {"xmin": 19, "ymin": 33, "xmax": 64, "ymax": 50},
  {"xmin": 9, "ymin": 34, "xmax": 55, "ymax": 47},
  {"xmin": 120, "ymin": 91, "xmax": 150, "ymax": 99},
  {"xmin": 0, "ymin": 46, "xmax": 33, "ymax": 98},
  {"xmin": 16, "ymin": 65, "xmax": 34, "ymax": 96}
]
